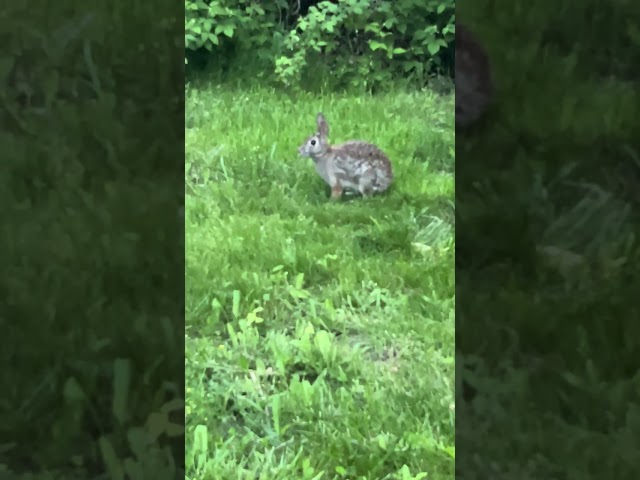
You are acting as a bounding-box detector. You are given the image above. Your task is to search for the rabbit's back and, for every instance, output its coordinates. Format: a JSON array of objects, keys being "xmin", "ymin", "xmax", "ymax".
[{"xmin": 330, "ymin": 141, "xmax": 393, "ymax": 193}]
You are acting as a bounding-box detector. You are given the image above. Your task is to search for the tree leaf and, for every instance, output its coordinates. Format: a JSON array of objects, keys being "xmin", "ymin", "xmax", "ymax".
[{"xmin": 369, "ymin": 40, "xmax": 387, "ymax": 51}]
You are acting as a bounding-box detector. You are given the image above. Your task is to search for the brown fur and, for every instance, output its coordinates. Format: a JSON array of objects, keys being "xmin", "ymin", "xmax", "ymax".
[{"xmin": 298, "ymin": 113, "xmax": 394, "ymax": 200}]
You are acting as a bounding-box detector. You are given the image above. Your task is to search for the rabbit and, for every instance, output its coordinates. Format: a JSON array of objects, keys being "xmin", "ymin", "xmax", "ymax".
[
  {"xmin": 297, "ymin": 113, "xmax": 393, "ymax": 200},
  {"xmin": 456, "ymin": 24, "xmax": 493, "ymax": 128}
]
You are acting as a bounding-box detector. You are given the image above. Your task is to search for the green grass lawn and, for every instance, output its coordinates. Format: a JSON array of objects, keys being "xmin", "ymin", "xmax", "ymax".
[{"xmin": 184, "ymin": 83, "xmax": 455, "ymax": 479}]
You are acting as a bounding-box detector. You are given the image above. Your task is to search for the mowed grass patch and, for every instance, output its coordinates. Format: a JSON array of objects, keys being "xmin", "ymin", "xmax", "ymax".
[{"xmin": 185, "ymin": 83, "xmax": 455, "ymax": 479}]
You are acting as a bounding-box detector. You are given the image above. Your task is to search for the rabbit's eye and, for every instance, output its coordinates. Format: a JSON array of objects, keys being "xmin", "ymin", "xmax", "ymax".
[{"xmin": 310, "ymin": 139, "xmax": 316, "ymax": 146}]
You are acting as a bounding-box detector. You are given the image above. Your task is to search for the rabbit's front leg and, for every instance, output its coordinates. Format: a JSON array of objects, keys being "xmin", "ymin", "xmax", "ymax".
[{"xmin": 330, "ymin": 182, "xmax": 343, "ymax": 200}]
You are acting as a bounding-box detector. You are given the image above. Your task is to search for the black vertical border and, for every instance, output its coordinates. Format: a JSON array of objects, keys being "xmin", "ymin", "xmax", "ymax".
[
  {"xmin": 1, "ymin": 2, "xmax": 185, "ymax": 476},
  {"xmin": 455, "ymin": 2, "xmax": 640, "ymax": 479}
]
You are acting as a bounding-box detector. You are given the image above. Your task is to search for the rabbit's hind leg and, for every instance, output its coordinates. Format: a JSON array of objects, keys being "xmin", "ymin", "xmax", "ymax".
[{"xmin": 358, "ymin": 173, "xmax": 375, "ymax": 198}]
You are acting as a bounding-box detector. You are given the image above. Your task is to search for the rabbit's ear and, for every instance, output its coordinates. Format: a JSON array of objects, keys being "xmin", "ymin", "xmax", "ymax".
[{"xmin": 316, "ymin": 113, "xmax": 329, "ymax": 138}]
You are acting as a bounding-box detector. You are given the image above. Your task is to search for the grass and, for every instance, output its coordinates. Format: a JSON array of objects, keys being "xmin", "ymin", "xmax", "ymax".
[
  {"xmin": 184, "ymin": 81, "xmax": 455, "ymax": 479},
  {"xmin": 457, "ymin": 1, "xmax": 640, "ymax": 478}
]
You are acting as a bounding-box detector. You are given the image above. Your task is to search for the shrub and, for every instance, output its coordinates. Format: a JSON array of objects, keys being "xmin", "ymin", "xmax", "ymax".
[{"xmin": 184, "ymin": 0, "xmax": 455, "ymax": 89}]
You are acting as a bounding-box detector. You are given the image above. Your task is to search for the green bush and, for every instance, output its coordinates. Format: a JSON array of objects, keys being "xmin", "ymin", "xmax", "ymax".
[
  {"xmin": 184, "ymin": 0, "xmax": 455, "ymax": 89},
  {"xmin": 185, "ymin": 0, "xmax": 288, "ymax": 67}
]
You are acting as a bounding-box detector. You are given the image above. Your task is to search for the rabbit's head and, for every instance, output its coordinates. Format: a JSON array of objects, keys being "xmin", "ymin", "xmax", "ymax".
[{"xmin": 298, "ymin": 113, "xmax": 330, "ymax": 158}]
